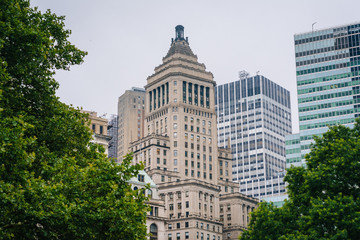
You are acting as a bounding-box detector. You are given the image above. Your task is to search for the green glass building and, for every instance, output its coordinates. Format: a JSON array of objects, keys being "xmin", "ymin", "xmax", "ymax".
[{"xmin": 294, "ymin": 22, "xmax": 360, "ymax": 165}]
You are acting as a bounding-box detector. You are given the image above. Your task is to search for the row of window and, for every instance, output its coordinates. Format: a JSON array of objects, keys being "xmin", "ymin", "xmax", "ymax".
[
  {"xmin": 182, "ymin": 81, "xmax": 210, "ymax": 108},
  {"xmin": 299, "ymin": 107, "xmax": 360, "ymax": 122},
  {"xmin": 298, "ymin": 77, "xmax": 360, "ymax": 95},
  {"xmin": 286, "ymin": 157, "xmax": 302, "ymax": 164},
  {"xmin": 300, "ymin": 116, "xmax": 355, "ymax": 130},
  {"xmin": 286, "ymin": 148, "xmax": 301, "ymax": 155},
  {"xmin": 184, "ymin": 169, "xmax": 213, "ymax": 180},
  {"xmin": 91, "ymin": 124, "xmax": 104, "ymax": 135},
  {"xmin": 299, "ymin": 97, "xmax": 360, "ymax": 113},
  {"xmin": 167, "ymin": 232, "xmax": 220, "ymax": 240},
  {"xmin": 248, "ymin": 189, "xmax": 286, "ymax": 197},
  {"xmin": 215, "ymin": 76, "xmax": 290, "ymax": 109},
  {"xmin": 149, "ymin": 82, "xmax": 169, "ymax": 112},
  {"xmin": 298, "ymin": 87, "xmax": 360, "ymax": 104},
  {"xmin": 297, "ymin": 69, "xmax": 359, "ymax": 86},
  {"xmin": 294, "ymin": 33, "xmax": 334, "ymax": 45},
  {"xmin": 296, "ymin": 52, "xmax": 350, "ymax": 67},
  {"xmin": 183, "ymin": 124, "xmax": 211, "ymax": 135},
  {"xmin": 146, "ymin": 108, "xmax": 168, "ymax": 122},
  {"xmin": 297, "ymin": 58, "xmax": 360, "ymax": 76}
]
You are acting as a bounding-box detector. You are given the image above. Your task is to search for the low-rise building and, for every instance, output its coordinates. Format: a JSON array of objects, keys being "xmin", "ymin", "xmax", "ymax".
[{"xmin": 83, "ymin": 110, "xmax": 111, "ymax": 155}]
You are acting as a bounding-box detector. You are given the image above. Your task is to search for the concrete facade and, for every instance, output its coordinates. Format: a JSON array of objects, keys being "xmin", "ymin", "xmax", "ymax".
[
  {"xmin": 128, "ymin": 170, "xmax": 167, "ymax": 240},
  {"xmin": 117, "ymin": 87, "xmax": 146, "ymax": 161}
]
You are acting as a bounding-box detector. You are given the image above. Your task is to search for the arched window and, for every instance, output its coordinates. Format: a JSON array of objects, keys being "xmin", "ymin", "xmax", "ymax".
[
  {"xmin": 150, "ymin": 223, "xmax": 158, "ymax": 240},
  {"xmin": 133, "ymin": 186, "xmax": 138, "ymax": 190}
]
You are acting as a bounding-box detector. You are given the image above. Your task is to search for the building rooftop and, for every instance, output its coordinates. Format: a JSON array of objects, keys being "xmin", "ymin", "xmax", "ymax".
[{"xmin": 164, "ymin": 25, "xmax": 196, "ymax": 59}]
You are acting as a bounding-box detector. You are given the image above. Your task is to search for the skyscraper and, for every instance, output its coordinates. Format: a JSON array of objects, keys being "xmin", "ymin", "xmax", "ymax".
[
  {"xmin": 215, "ymin": 74, "xmax": 292, "ymax": 199},
  {"xmin": 129, "ymin": 25, "xmax": 258, "ymax": 240},
  {"xmin": 293, "ymin": 22, "xmax": 360, "ymax": 165},
  {"xmin": 117, "ymin": 87, "xmax": 146, "ymax": 161}
]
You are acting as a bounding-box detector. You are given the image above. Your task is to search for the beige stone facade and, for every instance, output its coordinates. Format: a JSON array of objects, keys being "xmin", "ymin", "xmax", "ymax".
[
  {"xmin": 128, "ymin": 170, "xmax": 167, "ymax": 239},
  {"xmin": 83, "ymin": 110, "xmax": 111, "ymax": 155},
  {"xmin": 129, "ymin": 25, "xmax": 258, "ymax": 240},
  {"xmin": 117, "ymin": 87, "xmax": 146, "ymax": 161}
]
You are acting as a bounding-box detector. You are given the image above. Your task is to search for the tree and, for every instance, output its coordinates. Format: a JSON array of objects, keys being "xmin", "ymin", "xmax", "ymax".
[
  {"xmin": 240, "ymin": 121, "xmax": 360, "ymax": 240},
  {"xmin": 0, "ymin": 0, "xmax": 149, "ymax": 239}
]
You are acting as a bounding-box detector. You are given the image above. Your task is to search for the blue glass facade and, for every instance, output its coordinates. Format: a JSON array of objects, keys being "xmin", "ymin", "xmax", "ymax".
[{"xmin": 295, "ymin": 22, "xmax": 360, "ymax": 164}]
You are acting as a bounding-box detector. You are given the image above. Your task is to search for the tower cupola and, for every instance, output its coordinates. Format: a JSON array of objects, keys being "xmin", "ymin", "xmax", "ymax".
[{"xmin": 175, "ymin": 25, "xmax": 184, "ymax": 41}]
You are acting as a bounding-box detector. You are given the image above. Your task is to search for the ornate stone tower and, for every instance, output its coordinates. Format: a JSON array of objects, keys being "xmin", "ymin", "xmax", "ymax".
[{"xmin": 130, "ymin": 26, "xmax": 258, "ymax": 240}]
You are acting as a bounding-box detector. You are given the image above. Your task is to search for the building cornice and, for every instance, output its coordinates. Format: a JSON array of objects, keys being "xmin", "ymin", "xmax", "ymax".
[
  {"xmin": 145, "ymin": 70, "xmax": 215, "ymax": 89},
  {"xmin": 219, "ymin": 192, "xmax": 259, "ymax": 204},
  {"xmin": 157, "ymin": 179, "xmax": 221, "ymax": 192}
]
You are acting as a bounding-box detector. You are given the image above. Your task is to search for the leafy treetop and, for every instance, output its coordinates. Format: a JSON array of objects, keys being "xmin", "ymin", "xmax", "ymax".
[{"xmin": 240, "ymin": 120, "xmax": 360, "ymax": 240}]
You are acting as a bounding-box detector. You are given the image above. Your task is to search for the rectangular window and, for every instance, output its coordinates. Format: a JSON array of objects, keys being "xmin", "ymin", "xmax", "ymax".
[
  {"xmin": 162, "ymin": 84, "xmax": 165, "ymax": 105},
  {"xmin": 188, "ymin": 83, "xmax": 192, "ymax": 104},
  {"xmin": 138, "ymin": 174, "xmax": 144, "ymax": 182},
  {"xmin": 206, "ymin": 87, "xmax": 210, "ymax": 108},
  {"xmin": 194, "ymin": 84, "xmax": 198, "ymax": 105},
  {"xmin": 200, "ymin": 85, "xmax": 204, "ymax": 107},
  {"xmin": 149, "ymin": 91, "xmax": 152, "ymax": 111},
  {"xmin": 183, "ymin": 81, "xmax": 187, "ymax": 103}
]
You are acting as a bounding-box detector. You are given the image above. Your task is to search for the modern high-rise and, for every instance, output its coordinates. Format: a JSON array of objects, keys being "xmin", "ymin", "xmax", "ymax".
[
  {"xmin": 215, "ymin": 75, "xmax": 292, "ymax": 199},
  {"xmin": 117, "ymin": 87, "xmax": 146, "ymax": 161},
  {"xmin": 294, "ymin": 22, "xmax": 360, "ymax": 165},
  {"xmin": 129, "ymin": 25, "xmax": 258, "ymax": 240}
]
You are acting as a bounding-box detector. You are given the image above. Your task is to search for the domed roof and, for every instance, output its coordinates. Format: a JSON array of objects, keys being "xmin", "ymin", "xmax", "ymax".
[{"xmin": 163, "ymin": 25, "xmax": 197, "ymax": 59}]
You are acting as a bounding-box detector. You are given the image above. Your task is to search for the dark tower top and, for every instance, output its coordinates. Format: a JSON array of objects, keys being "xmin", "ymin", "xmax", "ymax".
[
  {"xmin": 175, "ymin": 25, "xmax": 184, "ymax": 41},
  {"xmin": 165, "ymin": 25, "xmax": 195, "ymax": 59}
]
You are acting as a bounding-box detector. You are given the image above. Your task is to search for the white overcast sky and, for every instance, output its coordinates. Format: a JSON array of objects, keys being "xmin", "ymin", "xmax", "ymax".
[{"xmin": 31, "ymin": 0, "xmax": 360, "ymax": 133}]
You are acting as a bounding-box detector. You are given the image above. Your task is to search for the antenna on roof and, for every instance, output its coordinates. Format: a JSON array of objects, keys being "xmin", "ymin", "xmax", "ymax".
[
  {"xmin": 239, "ymin": 70, "xmax": 249, "ymax": 80},
  {"xmin": 312, "ymin": 22, "xmax": 317, "ymax": 32}
]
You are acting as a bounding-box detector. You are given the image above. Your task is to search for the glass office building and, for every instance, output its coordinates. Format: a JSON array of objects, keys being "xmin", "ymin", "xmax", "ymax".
[
  {"xmin": 294, "ymin": 22, "xmax": 360, "ymax": 164},
  {"xmin": 215, "ymin": 75, "xmax": 292, "ymax": 199},
  {"xmin": 285, "ymin": 133, "xmax": 301, "ymax": 168}
]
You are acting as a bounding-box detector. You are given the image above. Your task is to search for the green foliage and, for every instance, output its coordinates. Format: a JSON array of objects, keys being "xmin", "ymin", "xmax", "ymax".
[
  {"xmin": 240, "ymin": 121, "xmax": 360, "ymax": 240},
  {"xmin": 0, "ymin": 0, "xmax": 149, "ymax": 239}
]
